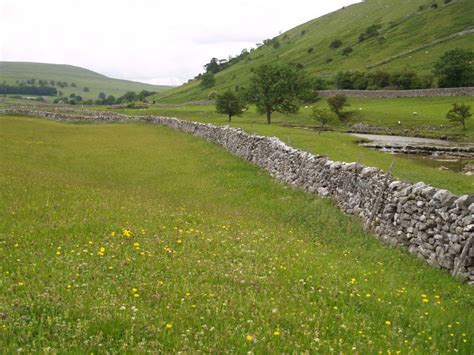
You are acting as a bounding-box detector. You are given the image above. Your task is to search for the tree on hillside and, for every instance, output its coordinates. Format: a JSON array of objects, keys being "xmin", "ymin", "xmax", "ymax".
[
  {"xmin": 327, "ymin": 94, "xmax": 350, "ymax": 119},
  {"xmin": 98, "ymin": 92, "xmax": 107, "ymax": 100},
  {"xmin": 200, "ymin": 72, "xmax": 216, "ymax": 89},
  {"xmin": 215, "ymin": 90, "xmax": 247, "ymax": 122},
  {"xmin": 433, "ymin": 48, "xmax": 474, "ymax": 87},
  {"xmin": 204, "ymin": 58, "xmax": 220, "ymax": 74},
  {"xmin": 446, "ymin": 103, "xmax": 471, "ymax": 130},
  {"xmin": 247, "ymin": 63, "xmax": 313, "ymax": 125},
  {"xmin": 83, "ymin": 87, "xmax": 90, "ymax": 92}
]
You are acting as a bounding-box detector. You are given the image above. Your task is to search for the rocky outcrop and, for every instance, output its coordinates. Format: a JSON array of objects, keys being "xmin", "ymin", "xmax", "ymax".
[{"xmin": 2, "ymin": 108, "xmax": 473, "ymax": 283}]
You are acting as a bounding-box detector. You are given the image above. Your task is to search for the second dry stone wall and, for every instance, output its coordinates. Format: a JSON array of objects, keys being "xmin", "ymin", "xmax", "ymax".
[{"xmin": 2, "ymin": 108, "xmax": 474, "ymax": 283}]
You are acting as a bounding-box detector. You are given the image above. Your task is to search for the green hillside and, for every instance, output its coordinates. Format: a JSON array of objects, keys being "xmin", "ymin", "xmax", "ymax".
[
  {"xmin": 0, "ymin": 62, "xmax": 172, "ymax": 101},
  {"xmin": 155, "ymin": 0, "xmax": 474, "ymax": 103}
]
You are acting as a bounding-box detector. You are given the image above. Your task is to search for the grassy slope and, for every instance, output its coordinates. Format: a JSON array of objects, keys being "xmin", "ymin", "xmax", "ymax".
[
  {"xmin": 1, "ymin": 115, "xmax": 473, "ymax": 353},
  {"xmin": 114, "ymin": 96, "xmax": 474, "ymax": 195},
  {"xmin": 0, "ymin": 62, "xmax": 171, "ymax": 101},
  {"xmin": 155, "ymin": 0, "xmax": 474, "ymax": 103}
]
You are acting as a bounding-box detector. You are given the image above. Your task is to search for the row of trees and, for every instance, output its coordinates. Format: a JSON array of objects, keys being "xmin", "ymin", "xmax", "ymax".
[
  {"xmin": 335, "ymin": 70, "xmax": 433, "ymax": 90},
  {"xmin": 53, "ymin": 90, "xmax": 157, "ymax": 106},
  {"xmin": 0, "ymin": 84, "xmax": 57, "ymax": 96},
  {"xmin": 335, "ymin": 49, "xmax": 474, "ymax": 89},
  {"xmin": 18, "ymin": 79, "xmax": 77, "ymax": 89}
]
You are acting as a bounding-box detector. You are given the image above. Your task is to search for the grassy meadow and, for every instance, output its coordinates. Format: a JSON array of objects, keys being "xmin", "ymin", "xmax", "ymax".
[
  {"xmin": 113, "ymin": 96, "xmax": 474, "ymax": 195},
  {"xmin": 1, "ymin": 115, "xmax": 473, "ymax": 352}
]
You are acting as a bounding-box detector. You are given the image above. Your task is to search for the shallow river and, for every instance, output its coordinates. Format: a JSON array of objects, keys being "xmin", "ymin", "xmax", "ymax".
[{"xmin": 350, "ymin": 133, "xmax": 474, "ymax": 174}]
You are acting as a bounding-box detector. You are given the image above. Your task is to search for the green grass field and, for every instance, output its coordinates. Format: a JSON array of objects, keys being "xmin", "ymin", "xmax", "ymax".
[
  {"xmin": 1, "ymin": 115, "xmax": 473, "ymax": 353},
  {"xmin": 113, "ymin": 96, "xmax": 474, "ymax": 195},
  {"xmin": 0, "ymin": 62, "xmax": 171, "ymax": 102},
  {"xmin": 153, "ymin": 0, "xmax": 474, "ymax": 103}
]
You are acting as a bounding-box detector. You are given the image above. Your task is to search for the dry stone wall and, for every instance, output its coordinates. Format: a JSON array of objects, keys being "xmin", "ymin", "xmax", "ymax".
[
  {"xmin": 318, "ymin": 87, "xmax": 474, "ymax": 98},
  {"xmin": 2, "ymin": 108, "xmax": 473, "ymax": 283}
]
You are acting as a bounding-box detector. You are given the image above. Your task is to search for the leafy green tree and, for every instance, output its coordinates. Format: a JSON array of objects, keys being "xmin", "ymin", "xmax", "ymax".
[
  {"xmin": 98, "ymin": 92, "xmax": 107, "ymax": 100},
  {"xmin": 446, "ymin": 103, "xmax": 471, "ymax": 130},
  {"xmin": 247, "ymin": 63, "xmax": 313, "ymax": 124},
  {"xmin": 83, "ymin": 87, "xmax": 90, "ymax": 92},
  {"xmin": 106, "ymin": 95, "xmax": 116, "ymax": 105},
  {"xmin": 215, "ymin": 91, "xmax": 247, "ymax": 122},
  {"xmin": 204, "ymin": 58, "xmax": 220, "ymax": 74},
  {"xmin": 137, "ymin": 90, "xmax": 155, "ymax": 101},
  {"xmin": 327, "ymin": 94, "xmax": 349, "ymax": 119},
  {"xmin": 433, "ymin": 49, "xmax": 474, "ymax": 87},
  {"xmin": 312, "ymin": 108, "xmax": 334, "ymax": 134},
  {"xmin": 122, "ymin": 91, "xmax": 137, "ymax": 103},
  {"xmin": 200, "ymin": 72, "xmax": 216, "ymax": 89}
]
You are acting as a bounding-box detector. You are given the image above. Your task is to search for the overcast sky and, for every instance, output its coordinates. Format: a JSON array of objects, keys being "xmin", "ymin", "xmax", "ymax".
[{"xmin": 0, "ymin": 0, "xmax": 360, "ymax": 86}]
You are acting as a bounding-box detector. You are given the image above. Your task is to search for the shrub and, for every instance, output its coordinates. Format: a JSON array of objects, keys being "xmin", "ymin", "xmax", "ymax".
[
  {"xmin": 359, "ymin": 24, "xmax": 382, "ymax": 42},
  {"xmin": 327, "ymin": 94, "xmax": 349, "ymax": 119},
  {"xmin": 307, "ymin": 47, "xmax": 314, "ymax": 54},
  {"xmin": 312, "ymin": 108, "xmax": 334, "ymax": 133},
  {"xmin": 83, "ymin": 87, "xmax": 90, "ymax": 92},
  {"xmin": 329, "ymin": 39, "xmax": 343, "ymax": 49},
  {"xmin": 342, "ymin": 47, "xmax": 353, "ymax": 56},
  {"xmin": 446, "ymin": 103, "xmax": 471, "ymax": 130}
]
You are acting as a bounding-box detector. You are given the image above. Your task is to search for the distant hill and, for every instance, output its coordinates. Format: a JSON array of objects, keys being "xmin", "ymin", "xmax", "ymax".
[
  {"xmin": 155, "ymin": 0, "xmax": 474, "ymax": 103},
  {"xmin": 0, "ymin": 62, "xmax": 172, "ymax": 101}
]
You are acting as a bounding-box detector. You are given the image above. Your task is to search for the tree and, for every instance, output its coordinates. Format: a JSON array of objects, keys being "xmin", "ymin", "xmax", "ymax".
[
  {"xmin": 122, "ymin": 91, "xmax": 137, "ymax": 103},
  {"xmin": 215, "ymin": 91, "xmax": 247, "ymax": 122},
  {"xmin": 247, "ymin": 63, "xmax": 313, "ymax": 124},
  {"xmin": 200, "ymin": 72, "xmax": 215, "ymax": 88},
  {"xmin": 83, "ymin": 87, "xmax": 90, "ymax": 92},
  {"xmin": 106, "ymin": 95, "xmax": 116, "ymax": 105},
  {"xmin": 327, "ymin": 94, "xmax": 349, "ymax": 119},
  {"xmin": 98, "ymin": 92, "xmax": 107, "ymax": 100},
  {"xmin": 446, "ymin": 103, "xmax": 471, "ymax": 130},
  {"xmin": 312, "ymin": 108, "xmax": 334, "ymax": 134},
  {"xmin": 433, "ymin": 49, "xmax": 474, "ymax": 87},
  {"xmin": 204, "ymin": 58, "xmax": 220, "ymax": 74}
]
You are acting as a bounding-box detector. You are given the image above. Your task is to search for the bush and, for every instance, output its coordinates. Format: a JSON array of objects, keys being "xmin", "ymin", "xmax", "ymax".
[
  {"xmin": 359, "ymin": 24, "xmax": 382, "ymax": 42},
  {"xmin": 329, "ymin": 39, "xmax": 342, "ymax": 49},
  {"xmin": 342, "ymin": 47, "xmax": 353, "ymax": 56},
  {"xmin": 327, "ymin": 94, "xmax": 349, "ymax": 119},
  {"xmin": 83, "ymin": 87, "xmax": 90, "ymax": 92},
  {"xmin": 446, "ymin": 103, "xmax": 471, "ymax": 130},
  {"xmin": 312, "ymin": 108, "xmax": 334, "ymax": 133},
  {"xmin": 307, "ymin": 47, "xmax": 314, "ymax": 54}
]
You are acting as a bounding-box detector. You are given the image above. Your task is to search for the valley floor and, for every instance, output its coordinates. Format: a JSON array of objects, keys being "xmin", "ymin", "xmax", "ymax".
[{"xmin": 0, "ymin": 115, "xmax": 473, "ymax": 352}]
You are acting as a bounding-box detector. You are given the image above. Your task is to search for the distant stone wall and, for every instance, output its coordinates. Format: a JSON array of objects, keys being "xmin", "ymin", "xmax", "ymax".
[
  {"xmin": 318, "ymin": 87, "xmax": 474, "ymax": 98},
  {"xmin": 2, "ymin": 108, "xmax": 473, "ymax": 284}
]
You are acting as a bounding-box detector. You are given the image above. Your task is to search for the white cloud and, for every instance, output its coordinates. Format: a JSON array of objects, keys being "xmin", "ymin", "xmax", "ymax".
[{"xmin": 0, "ymin": 0, "xmax": 360, "ymax": 85}]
